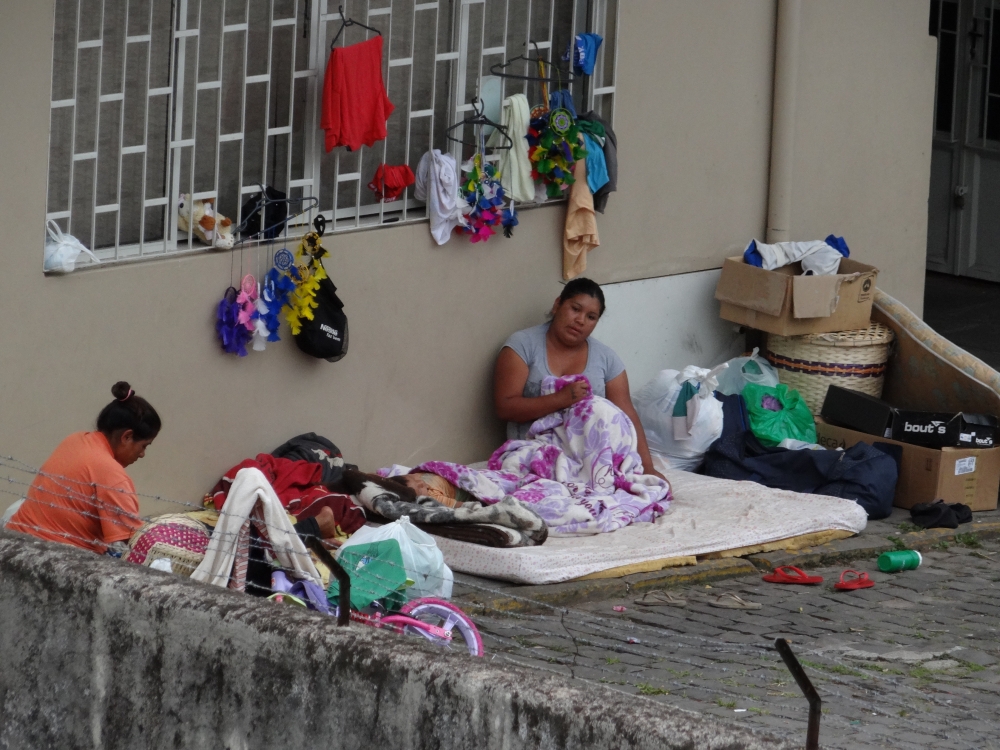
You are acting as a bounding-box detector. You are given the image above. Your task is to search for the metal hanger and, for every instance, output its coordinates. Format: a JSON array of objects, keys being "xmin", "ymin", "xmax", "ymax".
[
  {"xmin": 330, "ymin": 4, "xmax": 381, "ymax": 48},
  {"xmin": 489, "ymin": 41, "xmax": 574, "ymax": 84},
  {"xmin": 445, "ymin": 98, "xmax": 514, "ymax": 150},
  {"xmin": 234, "ymin": 184, "xmax": 321, "ymax": 246}
]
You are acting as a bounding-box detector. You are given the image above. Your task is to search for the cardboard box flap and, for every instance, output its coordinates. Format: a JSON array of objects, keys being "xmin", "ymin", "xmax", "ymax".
[
  {"xmin": 714, "ymin": 258, "xmax": 788, "ymax": 317},
  {"xmin": 792, "ymin": 274, "xmax": 846, "ymax": 319}
]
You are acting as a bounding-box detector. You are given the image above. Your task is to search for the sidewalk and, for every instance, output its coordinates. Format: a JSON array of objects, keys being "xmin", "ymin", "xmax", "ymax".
[{"xmin": 453, "ymin": 507, "xmax": 1000, "ymax": 613}]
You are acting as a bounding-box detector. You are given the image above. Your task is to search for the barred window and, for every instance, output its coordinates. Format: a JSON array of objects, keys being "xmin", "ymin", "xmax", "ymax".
[{"xmin": 45, "ymin": 0, "xmax": 618, "ymax": 265}]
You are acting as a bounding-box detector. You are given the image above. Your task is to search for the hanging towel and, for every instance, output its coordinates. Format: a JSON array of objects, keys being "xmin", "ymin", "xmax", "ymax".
[
  {"xmin": 321, "ymin": 36, "xmax": 395, "ymax": 152},
  {"xmin": 191, "ymin": 467, "xmax": 322, "ymax": 590},
  {"xmin": 563, "ymin": 152, "xmax": 599, "ymax": 280},
  {"xmin": 743, "ymin": 236, "xmax": 850, "ymax": 275},
  {"xmin": 414, "ymin": 149, "xmax": 467, "ymax": 245},
  {"xmin": 487, "ymin": 93, "xmax": 535, "ymax": 202},
  {"xmin": 368, "ymin": 164, "xmax": 415, "ymax": 202},
  {"xmin": 581, "ymin": 132, "xmax": 609, "ymax": 195},
  {"xmin": 577, "ymin": 111, "xmax": 617, "ymax": 213}
]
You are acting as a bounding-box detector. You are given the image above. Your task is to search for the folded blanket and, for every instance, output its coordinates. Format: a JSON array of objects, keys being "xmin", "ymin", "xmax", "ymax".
[{"xmin": 385, "ymin": 375, "xmax": 671, "ymax": 536}]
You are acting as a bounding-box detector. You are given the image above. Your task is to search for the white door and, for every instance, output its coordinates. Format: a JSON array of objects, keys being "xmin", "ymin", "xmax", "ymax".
[{"xmin": 928, "ymin": 0, "xmax": 1000, "ymax": 281}]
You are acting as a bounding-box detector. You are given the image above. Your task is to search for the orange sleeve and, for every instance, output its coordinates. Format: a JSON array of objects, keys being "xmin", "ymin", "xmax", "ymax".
[{"xmin": 97, "ymin": 482, "xmax": 143, "ymax": 544}]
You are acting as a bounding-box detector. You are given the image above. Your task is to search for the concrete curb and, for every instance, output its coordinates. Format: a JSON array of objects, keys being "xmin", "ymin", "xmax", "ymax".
[
  {"xmin": 455, "ymin": 522, "xmax": 1000, "ymax": 612},
  {"xmin": 455, "ymin": 559, "xmax": 759, "ymax": 614}
]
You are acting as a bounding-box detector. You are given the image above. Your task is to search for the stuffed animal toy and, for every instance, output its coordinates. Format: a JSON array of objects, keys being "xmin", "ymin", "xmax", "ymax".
[{"xmin": 178, "ymin": 194, "xmax": 235, "ymax": 250}]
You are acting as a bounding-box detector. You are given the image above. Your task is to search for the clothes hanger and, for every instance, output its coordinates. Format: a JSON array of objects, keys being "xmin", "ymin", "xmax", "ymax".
[
  {"xmin": 234, "ymin": 184, "xmax": 321, "ymax": 245},
  {"xmin": 445, "ymin": 98, "xmax": 514, "ymax": 150},
  {"xmin": 330, "ymin": 4, "xmax": 381, "ymax": 48},
  {"xmin": 489, "ymin": 41, "xmax": 575, "ymax": 84}
]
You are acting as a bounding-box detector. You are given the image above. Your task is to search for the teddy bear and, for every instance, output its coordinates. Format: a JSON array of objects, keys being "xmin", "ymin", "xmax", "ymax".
[{"xmin": 177, "ymin": 194, "xmax": 235, "ymax": 250}]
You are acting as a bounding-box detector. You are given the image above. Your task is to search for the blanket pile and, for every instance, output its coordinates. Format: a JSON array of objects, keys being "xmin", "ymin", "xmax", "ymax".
[{"xmin": 385, "ymin": 375, "xmax": 671, "ymax": 536}]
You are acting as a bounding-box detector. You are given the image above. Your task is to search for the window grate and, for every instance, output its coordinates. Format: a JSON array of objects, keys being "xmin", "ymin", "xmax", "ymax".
[{"xmin": 46, "ymin": 0, "xmax": 618, "ymax": 264}]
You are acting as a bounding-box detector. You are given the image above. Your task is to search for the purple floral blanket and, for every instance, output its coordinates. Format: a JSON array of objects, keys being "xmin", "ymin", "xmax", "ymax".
[{"xmin": 383, "ymin": 375, "xmax": 671, "ymax": 536}]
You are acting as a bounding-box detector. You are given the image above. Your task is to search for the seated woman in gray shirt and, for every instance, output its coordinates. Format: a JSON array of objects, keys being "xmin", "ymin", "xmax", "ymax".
[{"xmin": 493, "ymin": 277, "xmax": 665, "ymax": 480}]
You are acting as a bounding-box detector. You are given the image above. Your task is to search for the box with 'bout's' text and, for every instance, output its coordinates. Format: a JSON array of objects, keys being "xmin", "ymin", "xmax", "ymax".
[{"xmin": 815, "ymin": 418, "xmax": 1000, "ymax": 511}]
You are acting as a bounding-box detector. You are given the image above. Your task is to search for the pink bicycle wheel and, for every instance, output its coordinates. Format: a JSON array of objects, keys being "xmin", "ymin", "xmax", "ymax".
[{"xmin": 398, "ymin": 597, "xmax": 485, "ymax": 657}]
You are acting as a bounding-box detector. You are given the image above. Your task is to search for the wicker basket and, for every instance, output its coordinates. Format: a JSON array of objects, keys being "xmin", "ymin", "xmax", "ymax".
[{"xmin": 765, "ymin": 322, "xmax": 895, "ymax": 416}]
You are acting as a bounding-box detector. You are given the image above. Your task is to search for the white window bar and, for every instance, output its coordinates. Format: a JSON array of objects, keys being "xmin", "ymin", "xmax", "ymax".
[{"xmin": 45, "ymin": 0, "xmax": 618, "ymax": 266}]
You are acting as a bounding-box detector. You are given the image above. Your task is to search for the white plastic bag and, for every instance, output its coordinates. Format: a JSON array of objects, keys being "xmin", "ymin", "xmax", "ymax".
[
  {"xmin": 633, "ymin": 364, "xmax": 728, "ymax": 472},
  {"xmin": 337, "ymin": 516, "xmax": 454, "ymax": 600},
  {"xmin": 715, "ymin": 348, "xmax": 779, "ymax": 396},
  {"xmin": 44, "ymin": 220, "xmax": 100, "ymax": 274}
]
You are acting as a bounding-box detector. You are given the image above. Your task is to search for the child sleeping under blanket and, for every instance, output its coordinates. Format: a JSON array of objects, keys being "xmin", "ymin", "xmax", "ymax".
[{"xmin": 382, "ymin": 375, "xmax": 671, "ymax": 536}]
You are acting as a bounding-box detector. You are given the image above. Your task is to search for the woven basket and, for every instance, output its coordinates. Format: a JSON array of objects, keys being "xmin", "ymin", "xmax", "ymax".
[{"xmin": 765, "ymin": 322, "xmax": 895, "ymax": 416}]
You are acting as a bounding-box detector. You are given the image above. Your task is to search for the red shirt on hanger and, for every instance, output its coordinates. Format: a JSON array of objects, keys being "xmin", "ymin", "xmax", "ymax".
[{"xmin": 321, "ymin": 36, "xmax": 395, "ymax": 152}]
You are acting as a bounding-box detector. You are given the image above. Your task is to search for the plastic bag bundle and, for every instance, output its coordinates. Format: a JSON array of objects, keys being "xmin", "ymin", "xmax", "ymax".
[
  {"xmin": 742, "ymin": 382, "xmax": 816, "ymax": 447},
  {"xmin": 633, "ymin": 363, "xmax": 729, "ymax": 472},
  {"xmin": 715, "ymin": 348, "xmax": 779, "ymax": 396},
  {"xmin": 336, "ymin": 516, "xmax": 453, "ymax": 601},
  {"xmin": 43, "ymin": 219, "xmax": 100, "ymax": 273}
]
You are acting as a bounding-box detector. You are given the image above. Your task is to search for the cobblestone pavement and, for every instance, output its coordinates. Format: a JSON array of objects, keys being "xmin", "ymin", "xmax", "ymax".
[{"xmin": 473, "ymin": 535, "xmax": 1000, "ymax": 749}]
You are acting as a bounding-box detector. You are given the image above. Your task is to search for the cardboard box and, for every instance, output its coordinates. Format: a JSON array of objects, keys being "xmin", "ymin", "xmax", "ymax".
[
  {"xmin": 815, "ymin": 419, "xmax": 1000, "ymax": 511},
  {"xmin": 821, "ymin": 385, "xmax": 895, "ymax": 438},
  {"xmin": 891, "ymin": 410, "xmax": 997, "ymax": 449},
  {"xmin": 715, "ymin": 256, "xmax": 879, "ymax": 336}
]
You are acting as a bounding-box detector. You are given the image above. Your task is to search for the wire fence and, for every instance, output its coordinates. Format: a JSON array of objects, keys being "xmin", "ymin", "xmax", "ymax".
[{"xmin": 1, "ymin": 453, "xmax": 996, "ymax": 749}]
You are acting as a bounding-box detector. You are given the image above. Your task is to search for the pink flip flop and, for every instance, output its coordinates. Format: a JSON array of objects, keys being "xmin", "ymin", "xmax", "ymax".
[{"xmin": 762, "ymin": 565, "xmax": 824, "ymax": 585}]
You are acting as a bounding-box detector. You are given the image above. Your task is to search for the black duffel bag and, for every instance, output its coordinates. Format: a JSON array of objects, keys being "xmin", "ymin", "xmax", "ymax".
[{"xmin": 294, "ymin": 271, "xmax": 348, "ymax": 362}]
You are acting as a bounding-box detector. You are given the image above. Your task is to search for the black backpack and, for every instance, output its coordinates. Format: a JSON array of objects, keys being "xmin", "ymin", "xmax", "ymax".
[{"xmin": 294, "ymin": 271, "xmax": 349, "ymax": 362}]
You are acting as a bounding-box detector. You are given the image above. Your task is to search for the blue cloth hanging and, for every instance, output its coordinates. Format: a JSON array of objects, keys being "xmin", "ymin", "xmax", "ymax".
[
  {"xmin": 564, "ymin": 33, "xmax": 603, "ymax": 76},
  {"xmin": 581, "ymin": 132, "xmax": 609, "ymax": 194},
  {"xmin": 548, "ymin": 89, "xmax": 577, "ymax": 119}
]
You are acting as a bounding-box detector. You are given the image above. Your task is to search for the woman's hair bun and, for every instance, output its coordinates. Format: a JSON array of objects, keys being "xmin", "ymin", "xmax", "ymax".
[{"xmin": 111, "ymin": 381, "xmax": 132, "ymax": 401}]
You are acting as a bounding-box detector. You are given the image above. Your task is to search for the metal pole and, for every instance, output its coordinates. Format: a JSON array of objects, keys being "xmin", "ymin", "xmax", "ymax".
[{"xmin": 774, "ymin": 638, "xmax": 820, "ymax": 750}]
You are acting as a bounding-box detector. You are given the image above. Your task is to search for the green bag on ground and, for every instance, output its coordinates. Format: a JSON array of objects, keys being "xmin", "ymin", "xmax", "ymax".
[
  {"xmin": 327, "ymin": 539, "xmax": 410, "ymax": 611},
  {"xmin": 742, "ymin": 382, "xmax": 817, "ymax": 447}
]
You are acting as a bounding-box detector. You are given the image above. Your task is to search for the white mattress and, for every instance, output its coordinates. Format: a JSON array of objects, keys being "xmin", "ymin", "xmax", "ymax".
[{"xmin": 434, "ymin": 469, "xmax": 868, "ymax": 585}]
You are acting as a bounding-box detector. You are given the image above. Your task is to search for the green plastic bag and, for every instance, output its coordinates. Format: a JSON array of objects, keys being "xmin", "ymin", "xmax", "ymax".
[
  {"xmin": 742, "ymin": 383, "xmax": 817, "ymax": 447},
  {"xmin": 327, "ymin": 539, "xmax": 410, "ymax": 611}
]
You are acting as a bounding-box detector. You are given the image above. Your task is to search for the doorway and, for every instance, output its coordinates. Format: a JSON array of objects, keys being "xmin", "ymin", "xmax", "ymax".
[{"xmin": 928, "ymin": 0, "xmax": 1000, "ymax": 281}]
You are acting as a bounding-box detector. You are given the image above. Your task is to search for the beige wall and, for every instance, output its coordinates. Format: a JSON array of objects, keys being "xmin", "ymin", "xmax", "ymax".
[
  {"xmin": 0, "ymin": 0, "xmax": 935, "ymax": 511},
  {"xmin": 785, "ymin": 0, "xmax": 938, "ymax": 314}
]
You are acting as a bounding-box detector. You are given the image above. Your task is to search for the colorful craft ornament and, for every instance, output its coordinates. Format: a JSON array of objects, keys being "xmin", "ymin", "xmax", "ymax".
[
  {"xmin": 458, "ymin": 153, "xmax": 507, "ymax": 243},
  {"xmin": 501, "ymin": 205, "xmax": 519, "ymax": 238},
  {"xmin": 215, "ymin": 286, "xmax": 252, "ymax": 357},
  {"xmin": 236, "ymin": 274, "xmax": 258, "ymax": 330},
  {"xmin": 257, "ymin": 262, "xmax": 296, "ymax": 345},
  {"xmin": 527, "ymin": 103, "xmax": 587, "ymax": 199},
  {"xmin": 283, "ymin": 232, "xmax": 329, "ymax": 336}
]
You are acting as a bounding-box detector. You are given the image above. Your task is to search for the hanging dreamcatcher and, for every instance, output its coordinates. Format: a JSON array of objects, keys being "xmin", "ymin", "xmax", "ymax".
[
  {"xmin": 459, "ymin": 153, "xmax": 508, "ymax": 243},
  {"xmin": 253, "ymin": 247, "xmax": 296, "ymax": 347},
  {"xmin": 283, "ymin": 232, "xmax": 329, "ymax": 336},
  {"xmin": 527, "ymin": 103, "xmax": 586, "ymax": 199}
]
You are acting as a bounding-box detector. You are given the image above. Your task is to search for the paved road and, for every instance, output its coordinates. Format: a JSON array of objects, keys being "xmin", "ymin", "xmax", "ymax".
[{"xmin": 473, "ymin": 535, "xmax": 1000, "ymax": 749}]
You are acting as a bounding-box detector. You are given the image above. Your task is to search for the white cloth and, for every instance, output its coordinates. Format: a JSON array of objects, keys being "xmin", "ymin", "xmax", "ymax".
[
  {"xmin": 747, "ymin": 239, "xmax": 844, "ymax": 275},
  {"xmin": 486, "ymin": 93, "xmax": 535, "ymax": 202},
  {"xmin": 414, "ymin": 150, "xmax": 467, "ymax": 245},
  {"xmin": 191, "ymin": 467, "xmax": 321, "ymax": 588}
]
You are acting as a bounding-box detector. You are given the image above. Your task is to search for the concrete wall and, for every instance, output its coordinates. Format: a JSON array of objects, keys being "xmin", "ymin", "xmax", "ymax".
[
  {"xmin": 0, "ymin": 531, "xmax": 791, "ymax": 750},
  {"xmin": 0, "ymin": 0, "xmax": 936, "ymax": 510}
]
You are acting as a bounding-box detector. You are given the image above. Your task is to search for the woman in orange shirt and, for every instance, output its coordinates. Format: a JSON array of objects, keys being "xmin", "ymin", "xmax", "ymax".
[{"xmin": 7, "ymin": 381, "xmax": 161, "ymax": 554}]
